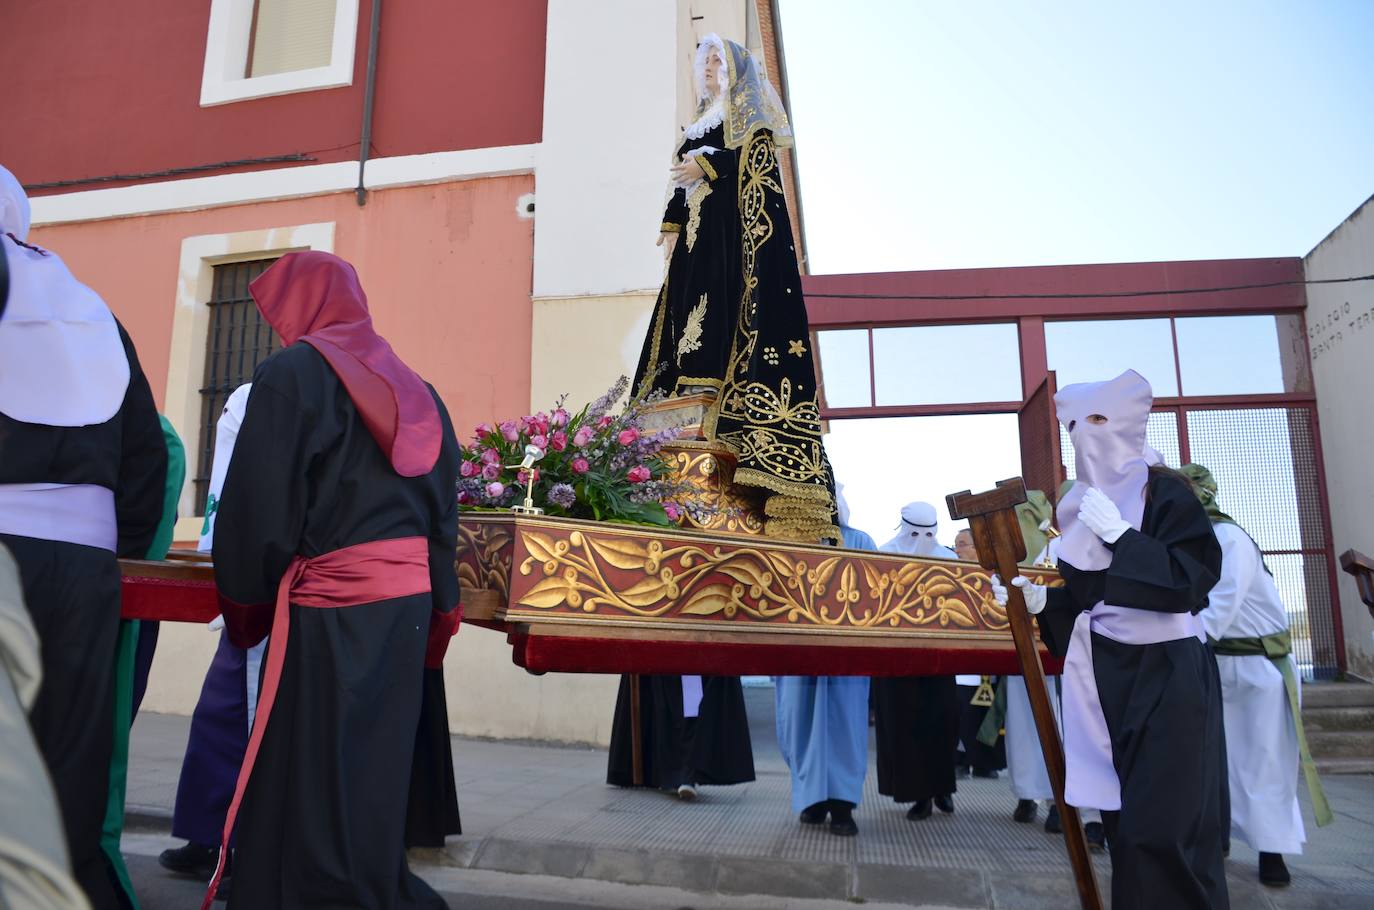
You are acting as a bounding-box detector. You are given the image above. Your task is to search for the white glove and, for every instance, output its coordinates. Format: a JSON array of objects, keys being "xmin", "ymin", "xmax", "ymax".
[
  {"xmin": 208, "ymin": 614, "xmax": 225, "ymax": 632},
  {"xmin": 990, "ymin": 574, "xmax": 1047, "ymax": 615},
  {"xmin": 1078, "ymin": 487, "xmax": 1131, "ymax": 544}
]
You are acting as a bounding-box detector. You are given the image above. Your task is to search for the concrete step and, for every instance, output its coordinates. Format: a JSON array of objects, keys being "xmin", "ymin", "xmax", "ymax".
[
  {"xmin": 1307, "ymin": 729, "xmax": 1374, "ymax": 759},
  {"xmin": 1302, "ymin": 682, "xmax": 1374, "ymax": 709},
  {"xmin": 1303, "ymin": 705, "xmax": 1374, "ymax": 732},
  {"xmin": 1315, "ymin": 756, "xmax": 1374, "ymax": 775}
]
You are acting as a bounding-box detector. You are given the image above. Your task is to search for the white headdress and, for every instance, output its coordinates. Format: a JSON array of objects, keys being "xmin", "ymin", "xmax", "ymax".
[
  {"xmin": 881, "ymin": 501, "xmax": 956, "ymax": 558},
  {"xmin": 0, "ymin": 164, "xmax": 130, "ymax": 427}
]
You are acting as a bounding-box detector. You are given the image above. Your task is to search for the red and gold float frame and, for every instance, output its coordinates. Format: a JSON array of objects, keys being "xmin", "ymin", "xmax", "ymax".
[
  {"xmin": 455, "ymin": 513, "xmax": 1061, "ymax": 676},
  {"xmin": 119, "ymin": 515, "xmax": 1062, "ymax": 677}
]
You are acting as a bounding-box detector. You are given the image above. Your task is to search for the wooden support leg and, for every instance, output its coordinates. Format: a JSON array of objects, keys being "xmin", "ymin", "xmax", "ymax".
[
  {"xmin": 950, "ymin": 479, "xmax": 1103, "ymax": 910},
  {"xmin": 629, "ymin": 673, "xmax": 644, "ymax": 787}
]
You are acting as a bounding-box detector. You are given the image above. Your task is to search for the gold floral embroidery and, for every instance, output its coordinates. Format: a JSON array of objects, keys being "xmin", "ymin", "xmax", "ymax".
[
  {"xmin": 685, "ymin": 181, "xmax": 712, "ymax": 252},
  {"xmin": 677, "ymin": 293, "xmax": 708, "ymax": 365},
  {"xmin": 787, "ymin": 339, "xmax": 806, "ymax": 357}
]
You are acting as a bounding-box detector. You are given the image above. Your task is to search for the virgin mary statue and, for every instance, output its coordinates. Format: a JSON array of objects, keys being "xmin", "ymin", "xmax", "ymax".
[{"xmin": 633, "ymin": 34, "xmax": 837, "ymax": 543}]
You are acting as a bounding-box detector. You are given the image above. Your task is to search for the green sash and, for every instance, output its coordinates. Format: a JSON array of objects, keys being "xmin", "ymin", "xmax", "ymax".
[
  {"xmin": 1212, "ymin": 629, "xmax": 1334, "ymax": 827},
  {"xmin": 976, "ymin": 677, "xmax": 1008, "ymax": 747}
]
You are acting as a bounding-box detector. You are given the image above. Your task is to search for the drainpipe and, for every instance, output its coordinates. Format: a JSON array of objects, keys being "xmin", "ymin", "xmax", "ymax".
[{"xmin": 355, "ymin": 0, "xmax": 382, "ymax": 206}]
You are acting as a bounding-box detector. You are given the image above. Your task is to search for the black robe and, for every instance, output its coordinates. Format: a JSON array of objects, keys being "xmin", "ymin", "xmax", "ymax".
[
  {"xmin": 404, "ymin": 667, "xmax": 462, "ymax": 848},
  {"xmin": 1037, "ymin": 472, "xmax": 1228, "ymax": 910},
  {"xmin": 872, "ymin": 675, "xmax": 959, "ymax": 803},
  {"xmin": 633, "ymin": 124, "xmax": 837, "ymax": 541},
  {"xmin": 607, "ymin": 675, "xmax": 755, "ymax": 790},
  {"xmin": 214, "ymin": 342, "xmax": 459, "ymax": 910},
  {"xmin": 0, "ymin": 323, "xmax": 166, "ymax": 910}
]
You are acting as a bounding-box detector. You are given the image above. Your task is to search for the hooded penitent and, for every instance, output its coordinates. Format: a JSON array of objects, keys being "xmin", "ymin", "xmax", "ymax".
[
  {"xmin": 1054, "ymin": 370, "xmax": 1159, "ymax": 571},
  {"xmin": 0, "ymin": 164, "xmax": 129, "ymax": 426},
  {"xmin": 882, "ymin": 502, "xmax": 953, "ymax": 558},
  {"xmin": 249, "ymin": 251, "xmax": 440, "ymax": 477}
]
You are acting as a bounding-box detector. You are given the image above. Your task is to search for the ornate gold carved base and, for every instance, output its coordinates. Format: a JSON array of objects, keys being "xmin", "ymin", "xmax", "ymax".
[{"xmin": 661, "ymin": 442, "xmax": 766, "ymax": 537}]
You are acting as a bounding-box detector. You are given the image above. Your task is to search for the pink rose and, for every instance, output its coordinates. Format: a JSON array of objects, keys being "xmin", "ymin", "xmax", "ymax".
[
  {"xmin": 481, "ymin": 463, "xmax": 501, "ymax": 481},
  {"xmin": 597, "ymin": 415, "xmax": 614, "ymax": 429},
  {"xmin": 531, "ymin": 434, "xmax": 548, "ymax": 450},
  {"xmin": 517, "ymin": 468, "xmax": 539, "ymax": 485},
  {"xmin": 551, "ymin": 408, "xmax": 569, "ymax": 428},
  {"xmin": 627, "ymin": 465, "xmax": 651, "ymax": 484},
  {"xmin": 475, "ymin": 423, "xmax": 494, "ymax": 437},
  {"xmin": 481, "ymin": 448, "xmax": 501, "ymax": 465},
  {"xmin": 459, "ymin": 460, "xmax": 479, "ymax": 478},
  {"xmin": 663, "ymin": 501, "xmax": 682, "ymax": 520},
  {"xmin": 617, "ymin": 428, "xmax": 639, "ymax": 446},
  {"xmin": 500, "ymin": 420, "xmax": 521, "ymax": 443},
  {"xmin": 571, "ymin": 457, "xmax": 591, "ymax": 475},
  {"xmin": 485, "ymin": 481, "xmax": 505, "ymax": 498},
  {"xmin": 550, "ymin": 430, "xmax": 568, "ymax": 452},
  {"xmin": 572, "ymin": 426, "xmax": 595, "ymax": 448},
  {"xmin": 457, "ymin": 490, "xmax": 472, "ymax": 505}
]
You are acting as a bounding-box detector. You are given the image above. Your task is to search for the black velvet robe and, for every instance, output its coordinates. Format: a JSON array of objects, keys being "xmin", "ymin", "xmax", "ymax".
[
  {"xmin": 956, "ymin": 678, "xmax": 1005, "ymax": 773},
  {"xmin": 1037, "ymin": 472, "xmax": 1228, "ymax": 910},
  {"xmin": 607, "ymin": 675, "xmax": 755, "ymax": 790},
  {"xmin": 214, "ymin": 342, "xmax": 459, "ymax": 910},
  {"xmin": 404, "ymin": 667, "xmax": 462, "ymax": 848},
  {"xmin": 633, "ymin": 125, "xmax": 836, "ymax": 541},
  {"xmin": 0, "ymin": 323, "xmax": 166, "ymax": 910},
  {"xmin": 872, "ymin": 675, "xmax": 960, "ymax": 803}
]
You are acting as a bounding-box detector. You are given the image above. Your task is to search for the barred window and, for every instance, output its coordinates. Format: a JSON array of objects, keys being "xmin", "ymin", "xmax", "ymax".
[{"xmin": 193, "ymin": 258, "xmax": 279, "ymax": 516}]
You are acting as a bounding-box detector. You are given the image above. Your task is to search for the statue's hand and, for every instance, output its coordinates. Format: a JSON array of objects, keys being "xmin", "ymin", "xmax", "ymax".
[
  {"xmin": 671, "ymin": 155, "xmax": 707, "ymax": 184},
  {"xmin": 656, "ymin": 231, "xmax": 678, "ymax": 261}
]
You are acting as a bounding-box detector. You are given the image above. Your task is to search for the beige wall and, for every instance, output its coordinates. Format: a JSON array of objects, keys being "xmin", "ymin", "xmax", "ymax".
[{"xmin": 1305, "ymin": 195, "xmax": 1374, "ymax": 681}]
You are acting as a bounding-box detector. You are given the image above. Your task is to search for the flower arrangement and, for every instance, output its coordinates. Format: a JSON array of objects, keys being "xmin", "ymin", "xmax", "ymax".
[{"xmin": 456, "ymin": 376, "xmax": 695, "ymax": 526}]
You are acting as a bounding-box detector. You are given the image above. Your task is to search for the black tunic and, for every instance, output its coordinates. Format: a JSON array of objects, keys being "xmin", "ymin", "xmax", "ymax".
[
  {"xmin": 872, "ymin": 675, "xmax": 960, "ymax": 803},
  {"xmin": 956, "ymin": 679, "xmax": 1005, "ymax": 773},
  {"xmin": 607, "ymin": 675, "xmax": 755, "ymax": 790},
  {"xmin": 214, "ymin": 342, "xmax": 459, "ymax": 910},
  {"xmin": 0, "ymin": 323, "xmax": 166, "ymax": 910},
  {"xmin": 1037, "ymin": 472, "xmax": 1228, "ymax": 910},
  {"xmin": 634, "ymin": 125, "xmax": 837, "ymax": 541},
  {"xmin": 404, "ymin": 667, "xmax": 462, "ymax": 848}
]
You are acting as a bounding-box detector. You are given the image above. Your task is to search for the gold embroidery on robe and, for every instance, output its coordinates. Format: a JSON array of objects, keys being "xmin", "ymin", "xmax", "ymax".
[
  {"xmin": 677, "ymin": 293, "xmax": 708, "ymax": 365},
  {"xmin": 685, "ymin": 181, "xmax": 712, "ymax": 252}
]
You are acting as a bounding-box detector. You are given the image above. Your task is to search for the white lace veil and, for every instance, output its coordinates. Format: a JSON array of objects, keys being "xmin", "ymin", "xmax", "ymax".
[{"xmin": 693, "ymin": 34, "xmax": 792, "ymax": 150}]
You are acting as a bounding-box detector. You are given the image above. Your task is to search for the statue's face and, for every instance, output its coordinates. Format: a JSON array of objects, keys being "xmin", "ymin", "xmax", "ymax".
[{"xmin": 704, "ymin": 47, "xmax": 725, "ymax": 97}]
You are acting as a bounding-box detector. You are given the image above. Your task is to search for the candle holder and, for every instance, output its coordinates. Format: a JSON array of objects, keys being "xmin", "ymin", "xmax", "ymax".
[{"xmin": 506, "ymin": 445, "xmax": 546, "ymax": 516}]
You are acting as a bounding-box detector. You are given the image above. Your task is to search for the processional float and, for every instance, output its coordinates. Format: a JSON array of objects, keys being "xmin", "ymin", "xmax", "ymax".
[{"xmin": 119, "ymin": 400, "xmax": 1102, "ymax": 910}]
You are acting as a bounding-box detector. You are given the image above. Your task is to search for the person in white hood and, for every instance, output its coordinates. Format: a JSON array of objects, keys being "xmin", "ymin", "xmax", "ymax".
[{"xmin": 872, "ymin": 502, "xmax": 961, "ymax": 820}]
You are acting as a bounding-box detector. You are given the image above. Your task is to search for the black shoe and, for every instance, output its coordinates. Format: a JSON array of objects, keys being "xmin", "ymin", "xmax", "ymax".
[
  {"xmin": 828, "ymin": 802, "xmax": 858, "ymax": 837},
  {"xmin": 955, "ymin": 765, "xmax": 971, "ymax": 780},
  {"xmin": 972, "ymin": 767, "xmax": 999, "ymax": 780},
  {"xmin": 1259, "ymin": 852, "xmax": 1291, "ymax": 887},
  {"xmin": 906, "ymin": 799, "xmax": 933, "ymax": 820},
  {"xmin": 935, "ymin": 794, "xmax": 955, "ymax": 814},
  {"xmin": 1043, "ymin": 804, "xmax": 1062, "ymax": 834},
  {"xmin": 1084, "ymin": 821, "xmax": 1106, "ymax": 852},
  {"xmin": 158, "ymin": 842, "xmax": 219, "ymax": 880},
  {"xmin": 1013, "ymin": 799, "xmax": 1038, "ymax": 823},
  {"xmin": 799, "ymin": 801, "xmax": 828, "ymax": 825}
]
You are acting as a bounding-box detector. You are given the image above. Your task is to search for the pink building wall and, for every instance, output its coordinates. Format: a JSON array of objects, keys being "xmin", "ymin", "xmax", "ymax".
[{"xmin": 28, "ymin": 176, "xmax": 534, "ymax": 441}]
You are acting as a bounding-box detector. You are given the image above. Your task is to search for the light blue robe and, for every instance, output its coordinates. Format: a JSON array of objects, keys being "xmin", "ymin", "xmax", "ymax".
[{"xmin": 774, "ymin": 526, "xmax": 875, "ymax": 813}]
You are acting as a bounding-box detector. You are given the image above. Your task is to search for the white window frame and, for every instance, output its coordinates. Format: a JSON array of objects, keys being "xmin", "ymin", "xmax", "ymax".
[
  {"xmin": 165, "ymin": 221, "xmax": 336, "ymax": 540},
  {"xmin": 200, "ymin": 0, "xmax": 360, "ymax": 107}
]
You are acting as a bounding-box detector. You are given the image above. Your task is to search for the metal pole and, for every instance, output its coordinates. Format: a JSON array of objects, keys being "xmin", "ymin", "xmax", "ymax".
[{"xmin": 355, "ymin": 0, "xmax": 382, "ymax": 206}]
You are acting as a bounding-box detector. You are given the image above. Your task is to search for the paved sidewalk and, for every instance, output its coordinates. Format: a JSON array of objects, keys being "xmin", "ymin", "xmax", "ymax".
[{"xmin": 126, "ymin": 689, "xmax": 1374, "ymax": 909}]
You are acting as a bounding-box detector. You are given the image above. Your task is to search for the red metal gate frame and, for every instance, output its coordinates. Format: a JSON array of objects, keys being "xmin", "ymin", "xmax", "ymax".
[{"xmin": 803, "ymin": 257, "xmax": 1346, "ymax": 675}]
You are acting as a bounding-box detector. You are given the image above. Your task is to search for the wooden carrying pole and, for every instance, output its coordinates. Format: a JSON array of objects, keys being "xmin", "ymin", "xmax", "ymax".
[{"xmin": 948, "ymin": 478, "xmax": 1102, "ymax": 910}]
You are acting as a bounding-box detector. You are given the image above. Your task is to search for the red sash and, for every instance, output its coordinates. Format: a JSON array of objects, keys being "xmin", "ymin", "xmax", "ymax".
[{"xmin": 202, "ymin": 536, "xmax": 431, "ymax": 908}]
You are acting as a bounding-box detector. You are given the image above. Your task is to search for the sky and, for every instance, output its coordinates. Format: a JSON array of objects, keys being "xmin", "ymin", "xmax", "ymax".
[
  {"xmin": 779, "ymin": 0, "xmax": 1374, "ymax": 276},
  {"xmin": 776, "ymin": 0, "xmax": 1374, "ymax": 546}
]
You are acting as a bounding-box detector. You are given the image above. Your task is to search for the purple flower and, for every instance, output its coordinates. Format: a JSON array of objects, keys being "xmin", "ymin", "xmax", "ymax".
[
  {"xmin": 482, "ymin": 463, "xmax": 501, "ymax": 481},
  {"xmin": 551, "ymin": 408, "xmax": 570, "ymax": 428},
  {"xmin": 548, "ymin": 483, "xmax": 576, "ymax": 509},
  {"xmin": 481, "ymin": 448, "xmax": 501, "ymax": 465},
  {"xmin": 485, "ymin": 481, "xmax": 506, "ymax": 499},
  {"xmin": 500, "ymin": 420, "xmax": 521, "ymax": 442},
  {"xmin": 459, "ymin": 460, "xmax": 479, "ymax": 478},
  {"xmin": 572, "ymin": 425, "xmax": 595, "ymax": 448},
  {"xmin": 530, "ymin": 434, "xmax": 548, "ymax": 450}
]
